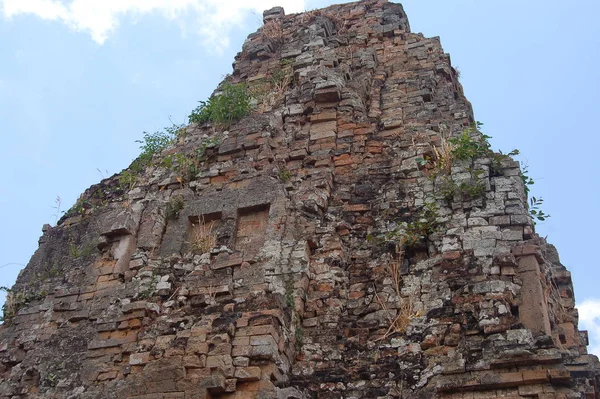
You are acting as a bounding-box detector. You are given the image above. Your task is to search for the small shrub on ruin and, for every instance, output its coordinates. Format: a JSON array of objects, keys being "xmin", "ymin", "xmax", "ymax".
[
  {"xmin": 136, "ymin": 129, "xmax": 176, "ymax": 165},
  {"xmin": 436, "ymin": 171, "xmax": 486, "ymax": 202},
  {"xmin": 166, "ymin": 196, "xmax": 185, "ymax": 220},
  {"xmin": 384, "ymin": 201, "xmax": 441, "ymax": 249},
  {"xmin": 139, "ymin": 274, "xmax": 158, "ymax": 299},
  {"xmin": 161, "ymin": 137, "xmax": 219, "ymax": 184},
  {"xmin": 0, "ymin": 287, "xmax": 14, "ymax": 324},
  {"xmin": 118, "ymin": 170, "xmax": 138, "ymax": 191},
  {"xmin": 188, "ymin": 82, "xmax": 252, "ymax": 126},
  {"xmin": 0, "ymin": 287, "xmax": 48, "ymax": 324},
  {"xmin": 69, "ymin": 241, "xmax": 95, "ymax": 259},
  {"xmin": 277, "ymin": 167, "xmax": 293, "ymax": 182},
  {"xmin": 270, "ymin": 60, "xmax": 294, "ymax": 93}
]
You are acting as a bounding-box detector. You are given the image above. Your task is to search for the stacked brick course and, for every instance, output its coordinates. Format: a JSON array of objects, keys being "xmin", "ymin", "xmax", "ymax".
[{"xmin": 1, "ymin": 1, "xmax": 598, "ymax": 398}]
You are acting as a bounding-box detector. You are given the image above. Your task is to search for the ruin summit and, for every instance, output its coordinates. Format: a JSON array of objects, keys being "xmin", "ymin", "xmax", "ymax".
[{"xmin": 1, "ymin": 1, "xmax": 598, "ymax": 398}]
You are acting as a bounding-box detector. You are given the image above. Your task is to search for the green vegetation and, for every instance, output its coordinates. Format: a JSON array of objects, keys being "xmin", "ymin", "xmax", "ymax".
[
  {"xmin": 373, "ymin": 122, "xmax": 549, "ymax": 255},
  {"xmin": 446, "ymin": 121, "xmax": 492, "ymax": 161},
  {"xmin": 519, "ymin": 164, "xmax": 550, "ymax": 223},
  {"xmin": 520, "ymin": 164, "xmax": 535, "ymax": 196},
  {"xmin": 270, "ymin": 60, "xmax": 294, "ymax": 92},
  {"xmin": 166, "ymin": 196, "xmax": 185, "ymax": 220},
  {"xmin": 139, "ymin": 274, "xmax": 158, "ymax": 299},
  {"xmin": 117, "ymin": 82, "xmax": 249, "ymax": 189},
  {"xmin": 370, "ymin": 201, "xmax": 442, "ymax": 250},
  {"xmin": 529, "ymin": 196, "xmax": 550, "ymax": 222},
  {"xmin": 277, "ymin": 167, "xmax": 293, "ymax": 182},
  {"xmin": 119, "ymin": 170, "xmax": 138, "ymax": 191},
  {"xmin": 44, "ymin": 373, "xmax": 58, "ymax": 387},
  {"xmin": 189, "ymin": 82, "xmax": 252, "ymax": 125},
  {"xmin": 69, "ymin": 241, "xmax": 96, "ymax": 259},
  {"xmin": 160, "ymin": 137, "xmax": 220, "ymax": 183},
  {"xmin": 0, "ymin": 286, "xmax": 11, "ymax": 323},
  {"xmin": 0, "ymin": 286, "xmax": 47, "ymax": 324},
  {"xmin": 294, "ymin": 316, "xmax": 304, "ymax": 352},
  {"xmin": 131, "ymin": 125, "xmax": 180, "ymax": 173},
  {"xmin": 285, "ymin": 279, "xmax": 295, "ymax": 308},
  {"xmin": 390, "ymin": 201, "xmax": 441, "ymax": 248},
  {"xmin": 121, "ymin": 122, "xmax": 186, "ymax": 179},
  {"xmin": 437, "ymin": 171, "xmax": 486, "ymax": 202},
  {"xmin": 416, "ymin": 122, "xmax": 549, "ymax": 223}
]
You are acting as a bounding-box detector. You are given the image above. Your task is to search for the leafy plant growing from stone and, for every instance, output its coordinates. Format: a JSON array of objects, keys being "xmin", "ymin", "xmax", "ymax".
[
  {"xmin": 189, "ymin": 82, "xmax": 252, "ymax": 126},
  {"xmin": 437, "ymin": 171, "xmax": 486, "ymax": 202},
  {"xmin": 277, "ymin": 167, "xmax": 293, "ymax": 182},
  {"xmin": 0, "ymin": 286, "xmax": 12, "ymax": 323},
  {"xmin": 447, "ymin": 121, "xmax": 491, "ymax": 161},
  {"xmin": 166, "ymin": 196, "xmax": 185, "ymax": 220},
  {"xmin": 119, "ymin": 170, "xmax": 138, "ymax": 191},
  {"xmin": 520, "ymin": 163, "xmax": 535, "ymax": 196},
  {"xmin": 529, "ymin": 196, "xmax": 550, "ymax": 223},
  {"xmin": 164, "ymin": 121, "xmax": 186, "ymax": 142},
  {"xmin": 293, "ymin": 313, "xmax": 304, "ymax": 352},
  {"xmin": 197, "ymin": 137, "xmax": 220, "ymax": 160},
  {"xmin": 161, "ymin": 137, "xmax": 220, "ymax": 184},
  {"xmin": 139, "ymin": 274, "xmax": 158, "ymax": 300},
  {"xmin": 419, "ymin": 122, "xmax": 550, "ymax": 223},
  {"xmin": 419, "ymin": 123, "xmax": 491, "ymax": 202},
  {"xmin": 69, "ymin": 241, "xmax": 95, "ymax": 259},
  {"xmin": 0, "ymin": 287, "xmax": 48, "ymax": 324},
  {"xmin": 519, "ymin": 164, "xmax": 550, "ymax": 223},
  {"xmin": 383, "ymin": 201, "xmax": 441, "ymax": 249},
  {"xmin": 136, "ymin": 129, "xmax": 175, "ymax": 166},
  {"xmin": 123, "ymin": 122, "xmax": 184, "ymax": 180}
]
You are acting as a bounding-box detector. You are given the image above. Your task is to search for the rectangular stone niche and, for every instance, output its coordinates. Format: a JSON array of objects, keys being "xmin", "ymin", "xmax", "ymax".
[
  {"xmin": 235, "ymin": 204, "xmax": 270, "ymax": 260},
  {"xmin": 187, "ymin": 212, "xmax": 222, "ymax": 254}
]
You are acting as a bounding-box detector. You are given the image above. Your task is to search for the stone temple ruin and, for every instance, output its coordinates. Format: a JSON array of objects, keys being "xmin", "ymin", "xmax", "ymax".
[{"xmin": 1, "ymin": 1, "xmax": 599, "ymax": 398}]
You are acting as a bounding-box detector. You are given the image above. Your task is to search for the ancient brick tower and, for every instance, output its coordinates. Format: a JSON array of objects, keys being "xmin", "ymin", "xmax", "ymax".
[{"xmin": 1, "ymin": 1, "xmax": 598, "ymax": 398}]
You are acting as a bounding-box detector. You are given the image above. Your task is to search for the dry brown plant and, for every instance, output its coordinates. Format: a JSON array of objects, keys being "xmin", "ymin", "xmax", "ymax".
[
  {"xmin": 271, "ymin": 64, "xmax": 293, "ymax": 94},
  {"xmin": 206, "ymin": 285, "xmax": 218, "ymax": 305},
  {"xmin": 300, "ymin": 9, "xmax": 322, "ymax": 25},
  {"xmin": 4, "ymin": 291, "xmax": 16, "ymax": 318},
  {"xmin": 322, "ymin": 12, "xmax": 348, "ymax": 33},
  {"xmin": 432, "ymin": 134, "xmax": 454, "ymax": 174},
  {"xmin": 337, "ymin": 44, "xmax": 357, "ymax": 64},
  {"xmin": 374, "ymin": 244, "xmax": 421, "ymax": 340},
  {"xmin": 249, "ymin": 62, "xmax": 293, "ymax": 113},
  {"xmin": 547, "ymin": 278, "xmax": 569, "ymax": 325},
  {"xmin": 260, "ymin": 20, "xmax": 284, "ymax": 45},
  {"xmin": 300, "ymin": 9, "xmax": 348, "ymax": 33},
  {"xmin": 187, "ymin": 218, "xmax": 217, "ymax": 254},
  {"xmin": 410, "ymin": 131, "xmax": 430, "ymax": 146}
]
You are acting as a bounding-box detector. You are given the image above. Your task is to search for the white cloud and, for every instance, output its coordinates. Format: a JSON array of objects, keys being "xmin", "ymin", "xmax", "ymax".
[
  {"xmin": 578, "ymin": 298, "xmax": 600, "ymax": 356},
  {"xmin": 1, "ymin": 0, "xmax": 306, "ymax": 51}
]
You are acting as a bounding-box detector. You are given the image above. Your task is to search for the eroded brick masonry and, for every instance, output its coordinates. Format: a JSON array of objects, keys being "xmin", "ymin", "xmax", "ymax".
[{"xmin": 1, "ymin": 1, "xmax": 598, "ymax": 398}]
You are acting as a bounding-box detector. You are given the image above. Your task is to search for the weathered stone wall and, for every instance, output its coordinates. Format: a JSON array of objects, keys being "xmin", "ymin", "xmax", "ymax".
[{"xmin": 1, "ymin": 1, "xmax": 598, "ymax": 398}]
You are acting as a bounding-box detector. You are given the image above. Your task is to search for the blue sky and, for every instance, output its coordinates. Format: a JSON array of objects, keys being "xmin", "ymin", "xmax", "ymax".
[{"xmin": 1, "ymin": 0, "xmax": 598, "ymax": 354}]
